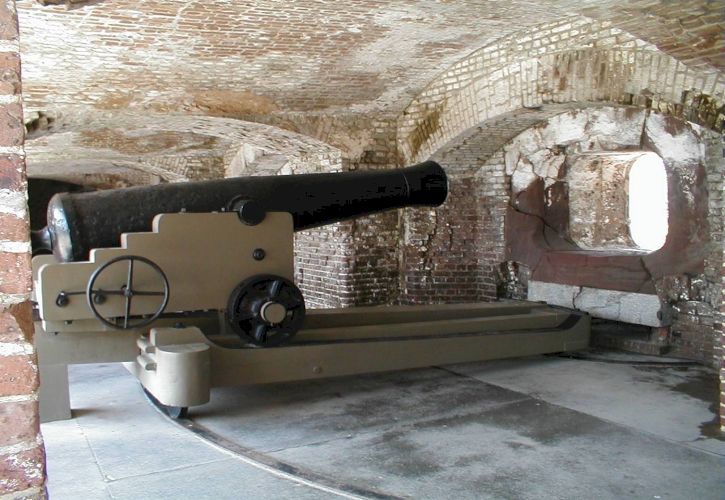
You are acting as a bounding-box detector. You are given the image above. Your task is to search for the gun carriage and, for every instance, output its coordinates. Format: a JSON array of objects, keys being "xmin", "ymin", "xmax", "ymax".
[{"xmin": 32, "ymin": 161, "xmax": 589, "ymax": 421}]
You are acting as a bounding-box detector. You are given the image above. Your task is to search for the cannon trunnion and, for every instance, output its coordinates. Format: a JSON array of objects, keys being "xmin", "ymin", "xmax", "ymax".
[{"xmin": 32, "ymin": 162, "xmax": 589, "ymax": 422}]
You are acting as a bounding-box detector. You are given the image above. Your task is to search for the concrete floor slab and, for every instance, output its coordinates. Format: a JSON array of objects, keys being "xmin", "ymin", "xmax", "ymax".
[
  {"xmin": 192, "ymin": 368, "xmax": 527, "ymax": 453},
  {"xmin": 41, "ymin": 354, "xmax": 725, "ymax": 500},
  {"xmin": 64, "ymin": 364, "xmax": 229, "ymax": 481},
  {"xmin": 42, "ymin": 364, "xmax": 355, "ymax": 499},
  {"xmin": 268, "ymin": 398, "xmax": 722, "ymax": 500},
  {"xmin": 447, "ymin": 353, "xmax": 725, "ymax": 455},
  {"xmin": 105, "ymin": 458, "xmax": 340, "ymax": 500},
  {"xmin": 194, "ymin": 356, "xmax": 724, "ymax": 500},
  {"xmin": 41, "ymin": 419, "xmax": 112, "ymax": 499}
]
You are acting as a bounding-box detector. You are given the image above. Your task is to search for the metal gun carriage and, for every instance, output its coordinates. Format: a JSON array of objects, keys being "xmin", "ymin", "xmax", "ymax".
[{"xmin": 32, "ymin": 161, "xmax": 589, "ymax": 421}]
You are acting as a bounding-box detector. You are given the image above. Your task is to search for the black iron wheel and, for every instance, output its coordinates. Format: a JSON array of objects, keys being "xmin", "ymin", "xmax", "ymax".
[
  {"xmin": 143, "ymin": 388, "xmax": 188, "ymax": 420},
  {"xmin": 226, "ymin": 274, "xmax": 305, "ymax": 347}
]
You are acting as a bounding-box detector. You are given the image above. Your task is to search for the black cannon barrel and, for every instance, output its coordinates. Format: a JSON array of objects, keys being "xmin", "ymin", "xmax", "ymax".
[{"xmin": 40, "ymin": 161, "xmax": 448, "ymax": 262}]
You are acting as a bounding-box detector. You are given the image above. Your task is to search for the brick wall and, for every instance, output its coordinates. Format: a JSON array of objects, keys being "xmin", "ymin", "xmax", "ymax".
[
  {"xmin": 700, "ymin": 132, "xmax": 725, "ymax": 431},
  {"xmin": 283, "ymin": 115, "xmax": 404, "ymax": 308},
  {"xmin": 400, "ymin": 176, "xmax": 484, "ymax": 304},
  {"xmin": 722, "ymin": 256, "xmax": 725, "ymax": 431},
  {"xmin": 667, "ymin": 127, "xmax": 723, "ymax": 364},
  {"xmin": 399, "ymin": 105, "xmax": 577, "ymax": 304},
  {"xmin": 0, "ymin": 1, "xmax": 46, "ymax": 497},
  {"xmin": 704, "ymin": 133, "xmax": 724, "ymax": 368},
  {"xmin": 399, "ymin": 148, "xmax": 509, "ymax": 304},
  {"xmin": 345, "ymin": 118, "xmax": 402, "ymax": 306},
  {"xmin": 398, "ymin": 19, "xmax": 725, "ymax": 166},
  {"xmin": 281, "ymin": 115, "xmax": 401, "ymax": 308},
  {"xmin": 295, "ymin": 221, "xmax": 357, "ymax": 309}
]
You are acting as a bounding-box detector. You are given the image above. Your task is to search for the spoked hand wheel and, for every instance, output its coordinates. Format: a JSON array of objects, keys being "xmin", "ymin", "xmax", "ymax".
[{"xmin": 86, "ymin": 255, "xmax": 170, "ymax": 329}]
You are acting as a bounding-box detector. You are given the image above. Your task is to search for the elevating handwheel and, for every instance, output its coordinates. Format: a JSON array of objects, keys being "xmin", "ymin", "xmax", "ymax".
[{"xmin": 86, "ymin": 255, "xmax": 170, "ymax": 329}]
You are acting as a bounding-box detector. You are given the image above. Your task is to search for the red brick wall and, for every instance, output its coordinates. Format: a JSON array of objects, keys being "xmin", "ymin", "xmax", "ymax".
[
  {"xmin": 0, "ymin": 1, "xmax": 46, "ymax": 497},
  {"xmin": 400, "ymin": 175, "xmax": 495, "ymax": 304},
  {"xmin": 714, "ymin": 133, "xmax": 725, "ymax": 432},
  {"xmin": 398, "ymin": 107, "xmax": 572, "ymax": 305}
]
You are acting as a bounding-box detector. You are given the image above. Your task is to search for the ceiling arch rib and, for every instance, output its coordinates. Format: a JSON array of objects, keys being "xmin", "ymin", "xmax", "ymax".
[
  {"xmin": 18, "ymin": 0, "xmax": 724, "ymax": 119},
  {"xmin": 399, "ymin": 17, "xmax": 724, "ymax": 165},
  {"xmin": 24, "ymin": 112, "xmax": 343, "ymax": 185}
]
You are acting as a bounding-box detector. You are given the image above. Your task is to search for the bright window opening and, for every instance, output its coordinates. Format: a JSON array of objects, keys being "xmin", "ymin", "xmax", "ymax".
[
  {"xmin": 567, "ymin": 151, "xmax": 668, "ymax": 253},
  {"xmin": 628, "ymin": 153, "xmax": 668, "ymax": 251}
]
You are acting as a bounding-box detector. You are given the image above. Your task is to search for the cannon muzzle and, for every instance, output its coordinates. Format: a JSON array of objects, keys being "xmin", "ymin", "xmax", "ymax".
[{"xmin": 37, "ymin": 161, "xmax": 448, "ymax": 262}]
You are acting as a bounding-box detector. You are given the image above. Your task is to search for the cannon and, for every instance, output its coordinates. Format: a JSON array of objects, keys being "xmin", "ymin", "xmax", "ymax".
[
  {"xmin": 32, "ymin": 161, "xmax": 589, "ymax": 422},
  {"xmin": 35, "ymin": 161, "xmax": 448, "ymax": 262}
]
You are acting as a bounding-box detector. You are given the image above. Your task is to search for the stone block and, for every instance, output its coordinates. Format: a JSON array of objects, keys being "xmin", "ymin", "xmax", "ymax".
[
  {"xmin": 528, "ymin": 280, "xmax": 579, "ymax": 308},
  {"xmin": 528, "ymin": 280, "xmax": 667, "ymax": 327}
]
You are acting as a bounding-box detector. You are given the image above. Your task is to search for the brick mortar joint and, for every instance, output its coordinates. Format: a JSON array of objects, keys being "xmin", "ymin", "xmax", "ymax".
[
  {"xmin": 0, "ymin": 394, "xmax": 37, "ymax": 403},
  {"xmin": 0, "ymin": 294, "xmax": 31, "ymax": 307},
  {"xmin": 0, "ymin": 341, "xmax": 34, "ymax": 356},
  {"xmin": 0, "ymin": 435, "xmax": 44, "ymax": 457},
  {"xmin": 0, "ymin": 40, "xmax": 19, "ymax": 52},
  {"xmin": 0, "ymin": 486, "xmax": 46, "ymax": 500}
]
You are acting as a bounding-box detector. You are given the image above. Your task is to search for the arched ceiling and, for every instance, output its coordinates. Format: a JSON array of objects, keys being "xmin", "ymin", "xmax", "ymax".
[
  {"xmin": 23, "ymin": 111, "xmax": 341, "ymax": 184},
  {"xmin": 15, "ymin": 0, "xmax": 724, "ymax": 180},
  {"xmin": 18, "ymin": 0, "xmax": 723, "ymax": 117}
]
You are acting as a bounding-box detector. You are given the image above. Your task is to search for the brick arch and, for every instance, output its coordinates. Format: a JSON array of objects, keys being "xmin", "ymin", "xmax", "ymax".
[
  {"xmin": 25, "ymin": 111, "xmax": 342, "ymax": 182},
  {"xmin": 403, "ymin": 102, "xmax": 723, "ymax": 373},
  {"xmin": 398, "ymin": 18, "xmax": 725, "ymax": 165},
  {"xmin": 400, "ymin": 102, "xmax": 722, "ymax": 304},
  {"xmin": 28, "ymin": 162, "xmax": 188, "ymax": 189},
  {"xmin": 398, "ymin": 103, "xmax": 582, "ymax": 304}
]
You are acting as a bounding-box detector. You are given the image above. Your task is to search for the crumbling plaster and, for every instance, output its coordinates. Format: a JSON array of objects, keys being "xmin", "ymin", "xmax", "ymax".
[
  {"xmin": 500, "ymin": 106, "xmax": 721, "ymax": 366},
  {"xmin": 505, "ymin": 106, "xmax": 712, "ymax": 286},
  {"xmin": 399, "ymin": 99, "xmax": 721, "ymax": 367}
]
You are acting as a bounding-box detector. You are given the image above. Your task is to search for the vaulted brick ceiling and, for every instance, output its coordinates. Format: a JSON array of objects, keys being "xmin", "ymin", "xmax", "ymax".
[
  {"xmin": 18, "ymin": 0, "xmax": 724, "ymax": 116},
  {"xmin": 16, "ymin": 0, "xmax": 724, "ymax": 181}
]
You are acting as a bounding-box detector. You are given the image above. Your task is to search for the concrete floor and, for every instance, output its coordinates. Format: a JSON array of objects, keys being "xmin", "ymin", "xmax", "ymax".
[{"xmin": 42, "ymin": 352, "xmax": 724, "ymax": 499}]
